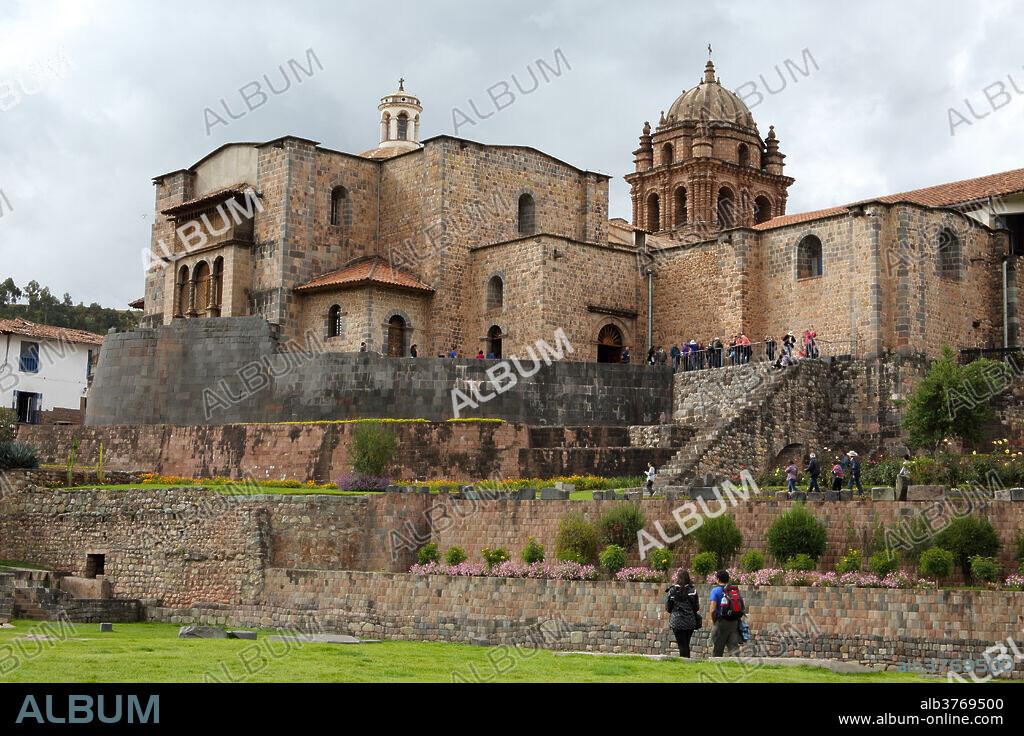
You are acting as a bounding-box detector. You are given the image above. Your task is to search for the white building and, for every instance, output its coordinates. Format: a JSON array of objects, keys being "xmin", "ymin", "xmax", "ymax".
[{"xmin": 0, "ymin": 318, "xmax": 102, "ymax": 424}]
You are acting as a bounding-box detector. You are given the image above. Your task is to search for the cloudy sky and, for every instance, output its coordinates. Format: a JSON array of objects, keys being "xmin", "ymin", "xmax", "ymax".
[{"xmin": 1, "ymin": 0, "xmax": 1022, "ymax": 308}]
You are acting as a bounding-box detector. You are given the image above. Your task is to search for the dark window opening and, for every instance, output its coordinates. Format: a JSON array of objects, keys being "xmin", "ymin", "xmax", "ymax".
[
  {"xmin": 597, "ymin": 324, "xmax": 623, "ymax": 363},
  {"xmin": 86, "ymin": 553, "xmax": 105, "ymax": 578},
  {"xmin": 518, "ymin": 193, "xmax": 536, "ymax": 235},
  {"xmin": 797, "ymin": 234, "xmax": 824, "ymax": 279},
  {"xmin": 646, "ymin": 193, "xmax": 660, "ymax": 232}
]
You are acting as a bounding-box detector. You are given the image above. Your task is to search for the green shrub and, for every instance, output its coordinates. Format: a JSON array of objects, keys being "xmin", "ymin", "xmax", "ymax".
[
  {"xmin": 417, "ymin": 542, "xmax": 440, "ymax": 565},
  {"xmin": 348, "ymin": 422, "xmax": 398, "ymax": 477},
  {"xmin": 598, "ymin": 544, "xmax": 627, "ymax": 575},
  {"xmin": 1015, "ymin": 531, "xmax": 1024, "ymax": 564},
  {"xmin": 0, "ymin": 408, "xmax": 16, "ymax": 444},
  {"xmin": 919, "ymin": 547, "xmax": 954, "ymax": 581},
  {"xmin": 739, "ymin": 549, "xmax": 765, "ymax": 572},
  {"xmin": 933, "ymin": 516, "xmax": 1000, "ymax": 579},
  {"xmin": 784, "ymin": 554, "xmax": 816, "ymax": 571},
  {"xmin": 0, "ymin": 441, "xmax": 39, "ymax": 471},
  {"xmin": 969, "ymin": 555, "xmax": 999, "ymax": 584},
  {"xmin": 869, "ymin": 550, "xmax": 900, "ymax": 577},
  {"xmin": 596, "ymin": 502, "xmax": 646, "ymax": 550},
  {"xmin": 649, "ymin": 547, "xmax": 673, "ymax": 573},
  {"xmin": 766, "ymin": 502, "xmax": 827, "ymax": 563},
  {"xmin": 444, "ymin": 545, "xmax": 467, "ymax": 566},
  {"xmin": 520, "ymin": 537, "xmax": 545, "ymax": 565},
  {"xmin": 555, "ymin": 512, "xmax": 598, "ymax": 564},
  {"xmin": 693, "ymin": 513, "xmax": 743, "ymax": 567},
  {"xmin": 481, "ymin": 547, "xmax": 509, "ymax": 568},
  {"xmin": 835, "ymin": 549, "xmax": 862, "ymax": 574},
  {"xmin": 692, "ymin": 551, "xmax": 718, "ymax": 577}
]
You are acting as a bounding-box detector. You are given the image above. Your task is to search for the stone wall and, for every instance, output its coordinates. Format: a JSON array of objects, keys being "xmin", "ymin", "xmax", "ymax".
[
  {"xmin": 0, "ymin": 572, "xmax": 12, "ymax": 624},
  {"xmin": 86, "ymin": 317, "xmax": 672, "ymax": 426},
  {"xmin": 4, "ymin": 487, "xmax": 1023, "ymax": 598},
  {"xmin": 16, "ymin": 422, "xmax": 672, "ymax": 483},
  {"xmin": 150, "ymin": 570, "xmax": 1023, "ymax": 677}
]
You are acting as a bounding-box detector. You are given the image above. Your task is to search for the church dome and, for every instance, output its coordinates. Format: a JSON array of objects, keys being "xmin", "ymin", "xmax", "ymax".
[{"xmin": 665, "ymin": 61, "xmax": 755, "ymax": 129}]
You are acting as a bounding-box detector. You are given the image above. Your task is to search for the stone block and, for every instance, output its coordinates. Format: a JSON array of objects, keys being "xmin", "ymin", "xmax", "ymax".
[
  {"xmin": 227, "ymin": 630, "xmax": 257, "ymax": 640},
  {"xmin": 99, "ymin": 623, "xmax": 113, "ymax": 632},
  {"xmin": 178, "ymin": 625, "xmax": 227, "ymax": 639},
  {"xmin": 872, "ymin": 488, "xmax": 896, "ymax": 501},
  {"xmin": 540, "ymin": 488, "xmax": 569, "ymax": 500},
  {"xmin": 807, "ymin": 492, "xmax": 825, "ymax": 502},
  {"xmin": 663, "ymin": 489, "xmax": 682, "ymax": 502},
  {"xmin": 774, "ymin": 491, "xmax": 789, "ymax": 500},
  {"xmin": 517, "ymin": 488, "xmax": 537, "ymax": 500},
  {"xmin": 555, "ymin": 482, "xmax": 576, "ymax": 492},
  {"xmin": 688, "ymin": 487, "xmax": 721, "ymax": 501},
  {"xmin": 994, "ymin": 489, "xmax": 1024, "ymax": 501},
  {"xmin": 906, "ymin": 485, "xmax": 947, "ymax": 501},
  {"xmin": 591, "ymin": 490, "xmax": 611, "ymax": 500},
  {"xmin": 825, "ymin": 491, "xmax": 841, "ymax": 502},
  {"xmin": 471, "ymin": 637, "xmax": 489, "ymax": 647},
  {"xmin": 789, "ymin": 491, "xmax": 807, "ymax": 502},
  {"xmin": 624, "ymin": 491, "xmax": 641, "ymax": 501},
  {"xmin": 386, "ymin": 485, "xmax": 403, "ymax": 493},
  {"xmin": 839, "ymin": 490, "xmax": 853, "ymax": 502}
]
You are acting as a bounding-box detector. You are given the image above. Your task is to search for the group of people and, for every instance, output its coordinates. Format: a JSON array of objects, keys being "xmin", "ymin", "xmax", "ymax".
[
  {"xmin": 664, "ymin": 569, "xmax": 748, "ymax": 658},
  {"xmin": 785, "ymin": 449, "xmax": 865, "ymax": 494},
  {"xmin": 640, "ymin": 330, "xmax": 820, "ymax": 373}
]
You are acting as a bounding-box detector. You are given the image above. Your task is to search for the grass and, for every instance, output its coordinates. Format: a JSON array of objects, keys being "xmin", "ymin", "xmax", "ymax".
[
  {"xmin": 0, "ymin": 620, "xmax": 937, "ymax": 683},
  {"xmin": 0, "ymin": 560, "xmax": 51, "ymax": 571}
]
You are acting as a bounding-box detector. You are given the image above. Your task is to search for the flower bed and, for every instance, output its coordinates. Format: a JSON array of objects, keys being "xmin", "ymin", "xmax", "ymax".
[
  {"xmin": 1005, "ymin": 574, "xmax": 1024, "ymax": 591},
  {"xmin": 409, "ymin": 560, "xmax": 599, "ymax": 581},
  {"xmin": 695, "ymin": 567, "xmax": 936, "ymax": 589}
]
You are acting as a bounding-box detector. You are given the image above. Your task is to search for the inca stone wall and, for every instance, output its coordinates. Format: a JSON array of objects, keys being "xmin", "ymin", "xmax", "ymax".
[
  {"xmin": 86, "ymin": 317, "xmax": 672, "ymax": 426},
  {"xmin": 151, "ymin": 570, "xmax": 1023, "ymax": 677}
]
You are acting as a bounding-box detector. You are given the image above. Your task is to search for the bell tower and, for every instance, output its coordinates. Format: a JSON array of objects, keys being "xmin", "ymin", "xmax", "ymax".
[{"xmin": 378, "ymin": 78, "xmax": 422, "ymax": 153}]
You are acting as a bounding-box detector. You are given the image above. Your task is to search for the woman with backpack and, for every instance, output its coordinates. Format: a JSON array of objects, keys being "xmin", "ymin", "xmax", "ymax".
[{"xmin": 665, "ymin": 569, "xmax": 700, "ymax": 658}]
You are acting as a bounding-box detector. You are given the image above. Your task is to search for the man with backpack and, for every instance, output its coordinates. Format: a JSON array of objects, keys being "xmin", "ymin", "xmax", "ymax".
[{"xmin": 709, "ymin": 569, "xmax": 745, "ymax": 656}]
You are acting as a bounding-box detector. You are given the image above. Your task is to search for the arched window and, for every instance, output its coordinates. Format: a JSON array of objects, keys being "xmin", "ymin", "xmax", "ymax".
[
  {"xmin": 717, "ymin": 187, "xmax": 736, "ymax": 228},
  {"xmin": 327, "ymin": 305, "xmax": 342, "ymax": 338},
  {"xmin": 646, "ymin": 192, "xmax": 660, "ymax": 232},
  {"xmin": 662, "ymin": 142, "xmax": 673, "ymax": 166},
  {"xmin": 487, "ymin": 275, "xmax": 504, "ymax": 311},
  {"xmin": 193, "ymin": 261, "xmax": 211, "ymax": 315},
  {"xmin": 175, "ymin": 265, "xmax": 190, "ymax": 317},
  {"xmin": 518, "ymin": 193, "xmax": 536, "ymax": 235},
  {"xmin": 597, "ymin": 324, "xmax": 623, "ymax": 363},
  {"xmin": 211, "ymin": 257, "xmax": 224, "ymax": 315},
  {"xmin": 938, "ymin": 227, "xmax": 962, "ymax": 280},
  {"xmin": 382, "ymin": 112, "xmax": 391, "ymax": 140},
  {"xmin": 754, "ymin": 195, "xmax": 772, "ymax": 224},
  {"xmin": 487, "ymin": 325, "xmax": 503, "ymax": 358},
  {"xmin": 397, "ymin": 112, "xmax": 409, "ymax": 140},
  {"xmin": 673, "ymin": 187, "xmax": 687, "ymax": 227},
  {"xmin": 386, "ymin": 315, "xmax": 406, "ymax": 357},
  {"xmin": 797, "ymin": 235, "xmax": 824, "ymax": 279},
  {"xmin": 330, "ymin": 186, "xmax": 347, "ymax": 227},
  {"xmin": 738, "ymin": 144, "xmax": 750, "ymax": 167}
]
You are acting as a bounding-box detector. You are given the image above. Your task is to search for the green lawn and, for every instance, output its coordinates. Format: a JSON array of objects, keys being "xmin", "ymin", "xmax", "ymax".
[
  {"xmin": 0, "ymin": 561, "xmax": 51, "ymax": 571},
  {"xmin": 0, "ymin": 620, "xmax": 936, "ymax": 683}
]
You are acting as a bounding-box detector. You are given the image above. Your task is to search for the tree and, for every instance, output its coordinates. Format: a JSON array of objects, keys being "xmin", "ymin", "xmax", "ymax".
[
  {"xmin": 348, "ymin": 422, "xmax": 398, "ymax": 477},
  {"xmin": 933, "ymin": 516, "xmax": 1000, "ymax": 580},
  {"xmin": 694, "ymin": 513, "xmax": 744, "ymax": 567},
  {"xmin": 0, "ymin": 277, "xmax": 21, "ymax": 306},
  {"xmin": 901, "ymin": 344, "xmax": 997, "ymax": 455}
]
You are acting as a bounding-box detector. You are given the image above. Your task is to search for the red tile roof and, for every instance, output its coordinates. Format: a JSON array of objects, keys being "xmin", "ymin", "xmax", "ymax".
[
  {"xmin": 160, "ymin": 184, "xmax": 257, "ymax": 216},
  {"xmin": 294, "ymin": 257, "xmax": 435, "ymax": 294},
  {"xmin": 128, "ymin": 297, "xmax": 144, "ymax": 310},
  {"xmin": 0, "ymin": 318, "xmax": 104, "ymax": 346},
  {"xmin": 753, "ymin": 167, "xmax": 1024, "ymax": 231}
]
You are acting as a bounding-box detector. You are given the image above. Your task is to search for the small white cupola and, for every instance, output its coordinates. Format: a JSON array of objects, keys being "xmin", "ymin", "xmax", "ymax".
[{"xmin": 378, "ymin": 78, "xmax": 422, "ymax": 152}]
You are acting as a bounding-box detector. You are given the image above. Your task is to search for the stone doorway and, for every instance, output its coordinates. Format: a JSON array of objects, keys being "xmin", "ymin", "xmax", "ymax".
[
  {"xmin": 386, "ymin": 316, "xmax": 406, "ymax": 357},
  {"xmin": 487, "ymin": 325, "xmax": 503, "ymax": 358},
  {"xmin": 597, "ymin": 324, "xmax": 623, "ymax": 363}
]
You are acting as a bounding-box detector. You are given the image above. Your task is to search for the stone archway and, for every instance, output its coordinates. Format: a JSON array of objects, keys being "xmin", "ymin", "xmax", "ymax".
[
  {"xmin": 597, "ymin": 324, "xmax": 623, "ymax": 363},
  {"xmin": 386, "ymin": 315, "xmax": 406, "ymax": 357}
]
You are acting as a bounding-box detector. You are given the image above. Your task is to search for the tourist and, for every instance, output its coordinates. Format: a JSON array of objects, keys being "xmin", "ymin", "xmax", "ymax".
[
  {"xmin": 831, "ymin": 458, "xmax": 844, "ymax": 491},
  {"xmin": 645, "ymin": 462, "xmax": 656, "ymax": 496},
  {"xmin": 737, "ymin": 333, "xmax": 751, "ymax": 364},
  {"xmin": 476, "ymin": 350, "xmax": 485, "ymax": 359},
  {"xmin": 765, "ymin": 335, "xmax": 777, "ymax": 362},
  {"xmin": 665, "ymin": 569, "xmax": 700, "ymax": 658},
  {"xmin": 709, "ymin": 570, "xmax": 744, "ymax": 657},
  {"xmin": 410, "ymin": 344, "xmax": 418, "ymax": 358},
  {"xmin": 783, "ymin": 331, "xmax": 796, "ymax": 359},
  {"xmin": 779, "ymin": 353, "xmax": 792, "ymax": 369},
  {"xmin": 786, "ymin": 458, "xmax": 798, "ymax": 494},
  {"xmin": 647, "ymin": 346, "xmax": 656, "ymax": 365},
  {"xmin": 680, "ymin": 341, "xmax": 691, "ymax": 371},
  {"xmin": 728, "ymin": 337, "xmax": 738, "ymax": 366},
  {"xmin": 621, "ymin": 347, "xmax": 631, "ymax": 364},
  {"xmin": 670, "ymin": 344, "xmax": 681, "ymax": 373},
  {"xmin": 840, "ymin": 450, "xmax": 851, "ymax": 482},
  {"xmin": 360, "ymin": 342, "xmax": 367, "ymax": 352},
  {"xmin": 656, "ymin": 345, "xmax": 668, "ymax": 366},
  {"xmin": 449, "ymin": 346, "xmax": 458, "ymax": 358},
  {"xmin": 847, "ymin": 451, "xmax": 864, "ymax": 494},
  {"xmin": 897, "ymin": 453, "xmax": 912, "ymax": 501},
  {"xmin": 711, "ymin": 337, "xmax": 723, "ymax": 368},
  {"xmin": 805, "ymin": 452, "xmax": 820, "ymax": 493},
  {"xmin": 691, "ymin": 339, "xmax": 703, "ymax": 370}
]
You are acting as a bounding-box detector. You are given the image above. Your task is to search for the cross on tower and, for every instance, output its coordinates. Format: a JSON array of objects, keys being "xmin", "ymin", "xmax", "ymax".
[{"xmin": 398, "ymin": 77, "xmax": 405, "ymax": 91}]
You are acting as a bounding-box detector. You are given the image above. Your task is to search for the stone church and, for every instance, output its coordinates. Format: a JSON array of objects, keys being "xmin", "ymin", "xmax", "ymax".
[{"xmin": 138, "ymin": 62, "xmax": 1022, "ymax": 361}]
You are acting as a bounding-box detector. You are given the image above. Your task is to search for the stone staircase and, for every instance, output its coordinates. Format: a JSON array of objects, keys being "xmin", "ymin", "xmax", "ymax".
[{"xmin": 654, "ymin": 360, "xmax": 816, "ymax": 489}]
